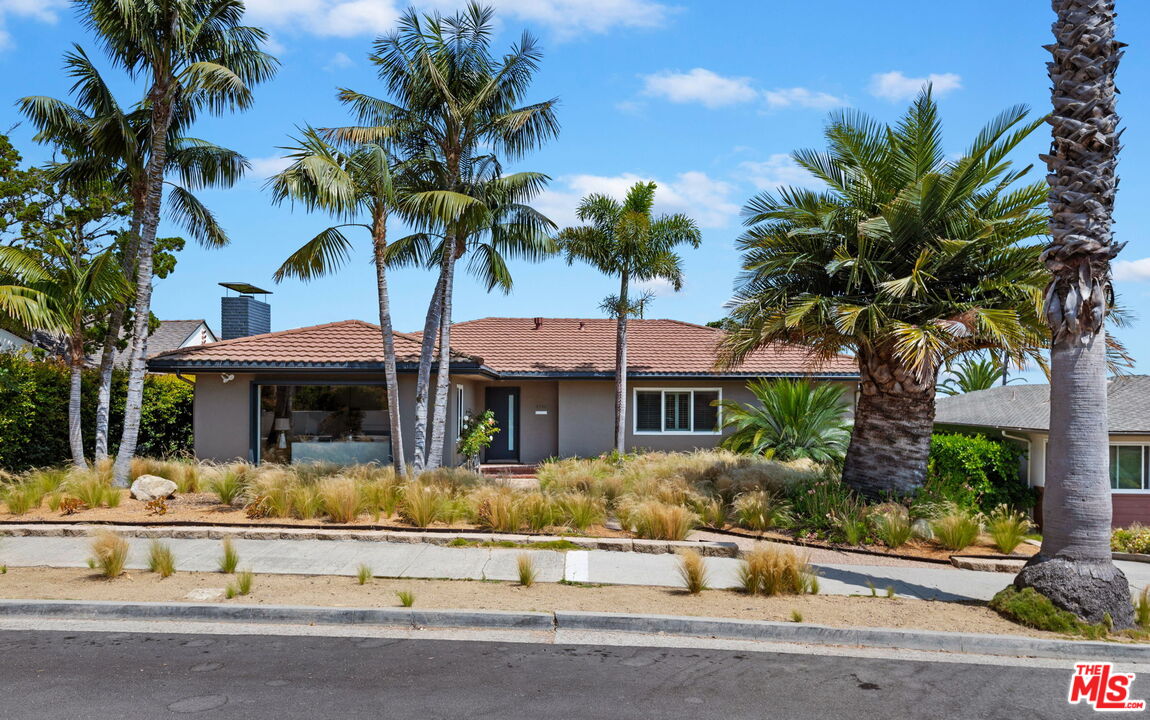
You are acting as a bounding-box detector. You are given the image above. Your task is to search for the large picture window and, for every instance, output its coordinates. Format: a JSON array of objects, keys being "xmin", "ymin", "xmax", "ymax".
[
  {"xmin": 258, "ymin": 384, "xmax": 391, "ymax": 465},
  {"xmin": 1110, "ymin": 444, "xmax": 1149, "ymax": 491},
  {"xmin": 634, "ymin": 388, "xmax": 721, "ymax": 434}
]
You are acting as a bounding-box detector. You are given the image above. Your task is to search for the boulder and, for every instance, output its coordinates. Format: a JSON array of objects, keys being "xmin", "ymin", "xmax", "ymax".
[
  {"xmin": 130, "ymin": 474, "xmax": 177, "ymax": 502},
  {"xmin": 911, "ymin": 518, "xmax": 933, "ymax": 540}
]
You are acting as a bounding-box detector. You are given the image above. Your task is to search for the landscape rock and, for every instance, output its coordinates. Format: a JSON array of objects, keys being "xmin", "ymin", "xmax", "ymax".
[
  {"xmin": 911, "ymin": 519, "xmax": 933, "ymax": 540},
  {"xmin": 130, "ymin": 475, "xmax": 177, "ymax": 502}
]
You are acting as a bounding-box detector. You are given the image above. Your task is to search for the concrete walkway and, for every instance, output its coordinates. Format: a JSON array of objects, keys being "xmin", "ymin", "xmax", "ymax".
[{"xmin": 4, "ymin": 535, "xmax": 1148, "ymax": 601}]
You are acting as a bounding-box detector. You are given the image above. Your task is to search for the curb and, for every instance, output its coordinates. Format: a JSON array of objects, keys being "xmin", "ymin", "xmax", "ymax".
[
  {"xmin": 0, "ymin": 600, "xmax": 1145, "ymax": 661},
  {"xmin": 0, "ymin": 524, "xmax": 739, "ymax": 558}
]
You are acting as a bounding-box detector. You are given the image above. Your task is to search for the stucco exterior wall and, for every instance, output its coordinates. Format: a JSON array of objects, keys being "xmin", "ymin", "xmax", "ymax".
[{"xmin": 193, "ymin": 372, "xmax": 254, "ymax": 462}]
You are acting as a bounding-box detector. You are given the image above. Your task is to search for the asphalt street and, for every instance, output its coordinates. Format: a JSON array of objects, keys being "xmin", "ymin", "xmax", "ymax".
[{"xmin": 0, "ymin": 629, "xmax": 1120, "ymax": 719}]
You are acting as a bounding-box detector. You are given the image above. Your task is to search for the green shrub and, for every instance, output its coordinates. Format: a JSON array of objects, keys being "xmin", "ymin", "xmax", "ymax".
[
  {"xmin": 0, "ymin": 354, "xmax": 192, "ymax": 471},
  {"xmin": 923, "ymin": 433, "xmax": 1030, "ymax": 514},
  {"xmin": 1112, "ymin": 524, "xmax": 1150, "ymax": 554},
  {"xmin": 785, "ymin": 474, "xmax": 858, "ymax": 536},
  {"xmin": 989, "ymin": 586, "xmax": 1108, "ymax": 639}
]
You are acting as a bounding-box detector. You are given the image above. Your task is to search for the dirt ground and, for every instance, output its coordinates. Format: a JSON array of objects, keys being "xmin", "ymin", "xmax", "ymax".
[{"xmin": 0, "ymin": 565, "xmax": 1067, "ymax": 640}]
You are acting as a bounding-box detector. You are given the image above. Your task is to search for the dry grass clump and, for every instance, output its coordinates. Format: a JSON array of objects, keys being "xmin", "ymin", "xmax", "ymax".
[
  {"xmin": 4, "ymin": 484, "xmax": 44, "ymax": 515},
  {"xmin": 690, "ymin": 495, "xmax": 728, "ymax": 529},
  {"xmin": 560, "ymin": 492, "xmax": 604, "ymax": 531},
  {"xmin": 218, "ymin": 538, "xmax": 239, "ymax": 574},
  {"xmin": 88, "ymin": 532, "xmax": 129, "ymax": 579},
  {"xmin": 986, "ymin": 505, "xmax": 1031, "ymax": 554},
  {"xmin": 738, "ymin": 546, "xmax": 818, "ymax": 596},
  {"xmin": 319, "ymin": 476, "xmax": 361, "ymax": 524},
  {"xmin": 64, "ymin": 471, "xmax": 112, "ymax": 509},
  {"xmin": 357, "ymin": 564, "xmax": 372, "ymax": 585},
  {"xmin": 870, "ymin": 504, "xmax": 912, "ymax": 549},
  {"xmin": 537, "ymin": 457, "xmax": 622, "ymax": 502},
  {"xmin": 733, "ymin": 490, "xmax": 790, "ymax": 532},
  {"xmin": 357, "ymin": 471, "xmax": 402, "ymax": 521},
  {"xmin": 400, "ymin": 483, "xmax": 449, "ymax": 528},
  {"xmin": 209, "ymin": 463, "xmax": 252, "ymax": 506},
  {"xmin": 396, "ymin": 589, "xmax": 416, "ymax": 607},
  {"xmin": 677, "ymin": 549, "xmax": 709, "ymax": 594},
  {"xmin": 516, "ymin": 553, "xmax": 537, "ymax": 587},
  {"xmin": 470, "ymin": 486, "xmax": 523, "ymax": 532},
  {"xmin": 931, "ymin": 505, "xmax": 981, "ymax": 551},
  {"xmin": 147, "ymin": 540, "xmax": 176, "ymax": 578},
  {"xmin": 416, "ymin": 467, "xmax": 482, "ymax": 493},
  {"xmin": 619, "ymin": 499, "xmax": 697, "ymax": 541}
]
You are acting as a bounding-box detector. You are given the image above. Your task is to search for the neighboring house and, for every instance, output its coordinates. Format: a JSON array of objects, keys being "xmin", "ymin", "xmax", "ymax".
[
  {"xmin": 935, "ymin": 375, "xmax": 1150, "ymax": 527},
  {"xmin": 0, "ymin": 328, "xmax": 32, "ymax": 354},
  {"xmin": 147, "ymin": 317, "xmax": 859, "ymax": 468},
  {"xmin": 113, "ymin": 319, "xmax": 217, "ymax": 368}
]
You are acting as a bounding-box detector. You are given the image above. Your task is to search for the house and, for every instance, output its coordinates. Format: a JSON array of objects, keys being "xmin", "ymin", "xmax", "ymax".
[
  {"xmin": 113, "ymin": 319, "xmax": 217, "ymax": 367},
  {"xmin": 934, "ymin": 375, "xmax": 1150, "ymax": 527},
  {"xmin": 0, "ymin": 327, "xmax": 32, "ymax": 354},
  {"xmin": 147, "ymin": 316, "xmax": 859, "ymax": 468}
]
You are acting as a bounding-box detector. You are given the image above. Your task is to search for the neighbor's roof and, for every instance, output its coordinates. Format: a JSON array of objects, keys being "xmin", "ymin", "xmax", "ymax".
[
  {"xmin": 148, "ymin": 320, "xmax": 478, "ymax": 370},
  {"xmin": 443, "ymin": 317, "xmax": 858, "ymax": 377},
  {"xmin": 934, "ymin": 375, "xmax": 1150, "ymax": 434},
  {"xmin": 113, "ymin": 319, "xmax": 216, "ymax": 367}
]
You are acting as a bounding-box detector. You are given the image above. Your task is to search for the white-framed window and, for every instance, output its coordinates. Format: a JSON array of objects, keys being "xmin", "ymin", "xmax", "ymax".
[
  {"xmin": 1110, "ymin": 443, "xmax": 1150, "ymax": 492},
  {"xmin": 633, "ymin": 388, "xmax": 722, "ymax": 435}
]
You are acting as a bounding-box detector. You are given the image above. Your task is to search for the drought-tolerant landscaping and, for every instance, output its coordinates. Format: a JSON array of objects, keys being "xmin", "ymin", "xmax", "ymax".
[{"xmin": 0, "ymin": 449, "xmax": 1045, "ymax": 562}]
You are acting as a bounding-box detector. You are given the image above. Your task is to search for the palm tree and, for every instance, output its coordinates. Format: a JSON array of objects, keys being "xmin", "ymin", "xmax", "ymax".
[
  {"xmin": 333, "ymin": 3, "xmax": 558, "ymax": 470},
  {"xmin": 1014, "ymin": 0, "xmax": 1134, "ymax": 628},
  {"xmin": 268, "ymin": 128, "xmax": 409, "ymax": 476},
  {"xmin": 937, "ymin": 355, "xmax": 1021, "ymax": 395},
  {"xmin": 19, "ymin": 44, "xmax": 249, "ymax": 463},
  {"xmin": 720, "ymin": 91, "xmax": 1049, "ymax": 497},
  {"xmin": 717, "ymin": 378, "xmax": 850, "ymax": 463},
  {"xmin": 386, "ymin": 155, "xmax": 556, "ymax": 466},
  {"xmin": 73, "ymin": 0, "xmax": 276, "ymax": 484},
  {"xmin": 0, "ymin": 238, "xmax": 129, "ymax": 467},
  {"xmin": 557, "ymin": 181, "xmax": 702, "ymax": 455}
]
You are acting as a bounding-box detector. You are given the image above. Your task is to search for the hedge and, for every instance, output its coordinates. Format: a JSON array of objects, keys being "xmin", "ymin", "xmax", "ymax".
[
  {"xmin": 923, "ymin": 432, "xmax": 1033, "ymax": 513},
  {"xmin": 0, "ymin": 352, "xmax": 193, "ymax": 471}
]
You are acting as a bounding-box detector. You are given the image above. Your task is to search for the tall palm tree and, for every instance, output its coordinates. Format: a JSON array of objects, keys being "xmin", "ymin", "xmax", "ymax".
[
  {"xmin": 1014, "ymin": 0, "xmax": 1134, "ymax": 628},
  {"xmin": 74, "ymin": 0, "xmax": 276, "ymax": 484},
  {"xmin": 0, "ymin": 238, "xmax": 129, "ymax": 468},
  {"xmin": 557, "ymin": 181, "xmax": 702, "ymax": 455},
  {"xmin": 720, "ymin": 91, "xmax": 1050, "ymax": 497},
  {"xmin": 387, "ymin": 154, "xmax": 556, "ymax": 466},
  {"xmin": 268, "ymin": 128, "xmax": 409, "ymax": 476},
  {"xmin": 19, "ymin": 44, "xmax": 249, "ymax": 463},
  {"xmin": 333, "ymin": 3, "xmax": 558, "ymax": 470}
]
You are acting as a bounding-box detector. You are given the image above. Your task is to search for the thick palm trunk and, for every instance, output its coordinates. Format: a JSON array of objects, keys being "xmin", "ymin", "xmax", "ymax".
[
  {"xmin": 1015, "ymin": 0, "xmax": 1132, "ymax": 628},
  {"xmin": 427, "ymin": 243, "xmax": 458, "ymax": 469},
  {"xmin": 411, "ymin": 272, "xmax": 445, "ymax": 472},
  {"xmin": 371, "ymin": 210, "xmax": 406, "ymax": 477},
  {"xmin": 68, "ymin": 336, "xmax": 87, "ymax": 470},
  {"xmin": 112, "ymin": 93, "xmax": 175, "ymax": 486},
  {"xmin": 841, "ymin": 347, "xmax": 935, "ymax": 497},
  {"xmin": 94, "ymin": 200, "xmax": 142, "ymax": 461},
  {"xmin": 613, "ymin": 272, "xmax": 629, "ymax": 455}
]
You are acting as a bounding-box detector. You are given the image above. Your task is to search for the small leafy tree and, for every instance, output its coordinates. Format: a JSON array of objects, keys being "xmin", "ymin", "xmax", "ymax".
[{"xmin": 457, "ymin": 410, "xmax": 499, "ymax": 472}]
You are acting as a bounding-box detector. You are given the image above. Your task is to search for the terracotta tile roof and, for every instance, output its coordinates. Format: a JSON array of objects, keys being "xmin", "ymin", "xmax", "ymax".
[
  {"xmin": 148, "ymin": 320, "xmax": 475, "ymax": 368},
  {"xmin": 148, "ymin": 317, "xmax": 858, "ymax": 377},
  {"xmin": 445, "ymin": 317, "xmax": 858, "ymax": 377}
]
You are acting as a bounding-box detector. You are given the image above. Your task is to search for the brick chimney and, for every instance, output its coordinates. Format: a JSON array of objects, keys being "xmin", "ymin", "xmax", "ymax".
[{"xmin": 219, "ymin": 282, "xmax": 272, "ymax": 340}]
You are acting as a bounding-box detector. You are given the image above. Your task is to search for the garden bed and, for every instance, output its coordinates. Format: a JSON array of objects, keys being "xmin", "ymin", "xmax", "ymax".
[{"xmin": 0, "ymin": 566, "xmax": 1065, "ymax": 640}]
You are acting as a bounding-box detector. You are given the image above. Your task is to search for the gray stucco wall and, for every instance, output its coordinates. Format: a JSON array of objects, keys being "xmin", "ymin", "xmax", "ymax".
[{"xmin": 193, "ymin": 372, "xmax": 254, "ymax": 462}]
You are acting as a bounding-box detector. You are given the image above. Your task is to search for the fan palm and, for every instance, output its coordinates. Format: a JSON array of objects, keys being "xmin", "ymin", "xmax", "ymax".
[
  {"xmin": 937, "ymin": 355, "xmax": 1021, "ymax": 395},
  {"xmin": 0, "ymin": 238, "xmax": 130, "ymax": 467},
  {"xmin": 721, "ymin": 90, "xmax": 1049, "ymax": 497},
  {"xmin": 19, "ymin": 43, "xmax": 250, "ymax": 463},
  {"xmin": 557, "ymin": 181, "xmax": 701, "ymax": 454},
  {"xmin": 72, "ymin": 0, "xmax": 276, "ymax": 484},
  {"xmin": 717, "ymin": 379, "xmax": 850, "ymax": 463},
  {"xmin": 268, "ymin": 128, "xmax": 410, "ymax": 476},
  {"xmin": 331, "ymin": 2, "xmax": 558, "ymax": 470},
  {"xmin": 387, "ymin": 155, "xmax": 557, "ymax": 464},
  {"xmin": 1014, "ymin": 0, "xmax": 1134, "ymax": 628}
]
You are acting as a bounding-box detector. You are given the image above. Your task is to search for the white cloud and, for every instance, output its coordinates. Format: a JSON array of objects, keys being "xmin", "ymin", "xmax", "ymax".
[
  {"xmin": 1114, "ymin": 257, "xmax": 1150, "ymax": 283},
  {"xmin": 0, "ymin": 0, "xmax": 67, "ymax": 50},
  {"xmin": 640, "ymin": 68, "xmax": 758, "ymax": 109},
  {"xmin": 324, "ymin": 51, "xmax": 355, "ymax": 72},
  {"xmin": 738, "ymin": 154, "xmax": 820, "ymax": 191},
  {"xmin": 244, "ymin": 0, "xmax": 670, "ymax": 42},
  {"xmin": 762, "ymin": 87, "xmax": 847, "ymax": 110},
  {"xmin": 248, "ymin": 155, "xmax": 294, "ymax": 180},
  {"xmin": 536, "ymin": 171, "xmax": 738, "ymax": 230},
  {"xmin": 634, "ymin": 277, "xmax": 675, "ymax": 296},
  {"xmin": 869, "ymin": 70, "xmax": 962, "ymax": 102}
]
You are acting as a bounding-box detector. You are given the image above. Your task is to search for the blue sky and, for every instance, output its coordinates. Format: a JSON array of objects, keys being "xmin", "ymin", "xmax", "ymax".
[{"xmin": 1, "ymin": 1, "xmax": 1148, "ymax": 376}]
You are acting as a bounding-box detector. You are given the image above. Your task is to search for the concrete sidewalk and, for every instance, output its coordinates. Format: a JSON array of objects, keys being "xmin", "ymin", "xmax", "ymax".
[{"xmin": 6, "ymin": 534, "xmax": 1147, "ymax": 601}]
